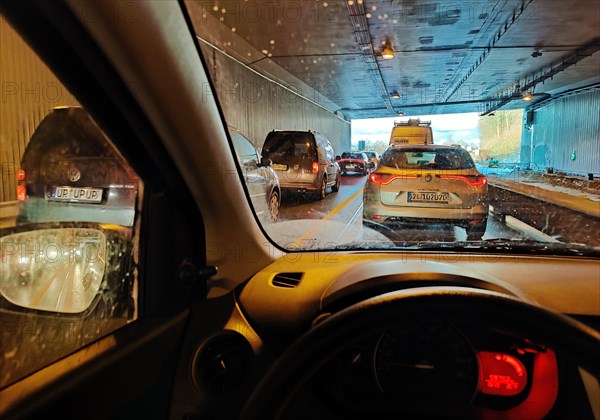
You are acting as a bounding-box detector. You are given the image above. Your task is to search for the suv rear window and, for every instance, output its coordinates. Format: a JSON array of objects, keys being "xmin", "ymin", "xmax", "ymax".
[
  {"xmin": 380, "ymin": 148, "xmax": 475, "ymax": 170},
  {"xmin": 341, "ymin": 152, "xmax": 365, "ymax": 159},
  {"xmin": 262, "ymin": 132, "xmax": 316, "ymax": 163}
]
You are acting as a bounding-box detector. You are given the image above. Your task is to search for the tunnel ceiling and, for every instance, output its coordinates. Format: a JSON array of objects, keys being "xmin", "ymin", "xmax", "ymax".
[{"xmin": 191, "ymin": 1, "xmax": 600, "ymax": 120}]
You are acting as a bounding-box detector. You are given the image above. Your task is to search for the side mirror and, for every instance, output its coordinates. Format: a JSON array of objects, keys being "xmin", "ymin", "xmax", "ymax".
[
  {"xmin": 0, "ymin": 228, "xmax": 106, "ymax": 313},
  {"xmin": 259, "ymin": 156, "xmax": 271, "ymax": 167},
  {"xmin": 335, "ymin": 155, "xmax": 341, "ymax": 161}
]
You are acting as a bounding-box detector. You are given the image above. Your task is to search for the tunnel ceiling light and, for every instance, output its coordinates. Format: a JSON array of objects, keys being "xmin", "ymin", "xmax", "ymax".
[
  {"xmin": 522, "ymin": 92, "xmax": 534, "ymax": 102},
  {"xmin": 391, "ymin": 91, "xmax": 400, "ymax": 99},
  {"xmin": 381, "ymin": 45, "xmax": 395, "ymax": 59}
]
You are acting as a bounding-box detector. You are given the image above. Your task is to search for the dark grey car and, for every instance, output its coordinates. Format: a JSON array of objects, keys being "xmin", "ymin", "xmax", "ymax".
[
  {"xmin": 17, "ymin": 107, "xmax": 138, "ymax": 227},
  {"xmin": 230, "ymin": 129, "xmax": 281, "ymax": 223},
  {"xmin": 261, "ymin": 130, "xmax": 340, "ymax": 201}
]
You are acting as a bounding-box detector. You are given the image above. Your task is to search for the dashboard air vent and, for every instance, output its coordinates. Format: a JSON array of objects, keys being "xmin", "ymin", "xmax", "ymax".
[
  {"xmin": 192, "ymin": 331, "xmax": 253, "ymax": 394},
  {"xmin": 272, "ymin": 272, "xmax": 304, "ymax": 288}
]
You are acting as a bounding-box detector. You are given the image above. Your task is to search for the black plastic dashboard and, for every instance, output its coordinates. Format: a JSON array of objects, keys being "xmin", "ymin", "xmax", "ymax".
[{"xmin": 170, "ymin": 253, "xmax": 600, "ymax": 419}]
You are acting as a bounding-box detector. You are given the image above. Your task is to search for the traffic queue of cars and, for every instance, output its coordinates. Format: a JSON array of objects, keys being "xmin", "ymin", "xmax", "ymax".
[
  {"xmin": 17, "ymin": 111, "xmax": 353, "ymax": 224},
  {"xmin": 18, "ymin": 109, "xmax": 487, "ymax": 234}
]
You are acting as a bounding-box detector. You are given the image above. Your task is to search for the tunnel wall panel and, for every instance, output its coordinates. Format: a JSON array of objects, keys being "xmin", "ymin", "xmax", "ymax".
[
  {"xmin": 0, "ymin": 18, "xmax": 79, "ymax": 202},
  {"xmin": 524, "ymin": 90, "xmax": 600, "ymax": 175},
  {"xmin": 200, "ymin": 43, "xmax": 351, "ymax": 156}
]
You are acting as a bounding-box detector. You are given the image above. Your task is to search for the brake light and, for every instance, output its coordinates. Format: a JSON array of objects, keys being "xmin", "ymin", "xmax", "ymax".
[
  {"xmin": 312, "ymin": 161, "xmax": 319, "ymax": 173},
  {"xmin": 17, "ymin": 185, "xmax": 26, "ymax": 201},
  {"xmin": 16, "ymin": 169, "xmax": 26, "ymax": 201},
  {"xmin": 369, "ymin": 173, "xmax": 418, "ymax": 185},
  {"xmin": 440, "ymin": 175, "xmax": 487, "ymax": 187}
]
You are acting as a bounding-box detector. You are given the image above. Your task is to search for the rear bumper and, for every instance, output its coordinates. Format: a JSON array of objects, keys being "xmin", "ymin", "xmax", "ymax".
[
  {"xmin": 363, "ymin": 201, "xmax": 489, "ymax": 225},
  {"xmin": 339, "ymin": 162, "xmax": 366, "ymax": 173},
  {"xmin": 17, "ymin": 198, "xmax": 135, "ymax": 227}
]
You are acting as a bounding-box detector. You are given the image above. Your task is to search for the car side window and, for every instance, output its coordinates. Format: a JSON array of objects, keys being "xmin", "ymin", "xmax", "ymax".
[
  {"xmin": 231, "ymin": 130, "xmax": 260, "ymax": 167},
  {"xmin": 0, "ymin": 18, "xmax": 141, "ymax": 388},
  {"xmin": 325, "ymin": 144, "xmax": 334, "ymax": 162}
]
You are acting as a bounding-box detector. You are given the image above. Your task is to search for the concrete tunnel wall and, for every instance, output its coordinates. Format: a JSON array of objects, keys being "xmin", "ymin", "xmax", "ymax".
[
  {"xmin": 200, "ymin": 43, "xmax": 351, "ymax": 157},
  {"xmin": 0, "ymin": 17, "xmax": 80, "ymax": 203},
  {"xmin": 520, "ymin": 89, "xmax": 600, "ymax": 176}
]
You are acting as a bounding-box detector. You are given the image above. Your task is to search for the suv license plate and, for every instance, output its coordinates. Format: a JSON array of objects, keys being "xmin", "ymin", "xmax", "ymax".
[
  {"xmin": 408, "ymin": 192, "xmax": 448, "ymax": 203},
  {"xmin": 50, "ymin": 186, "xmax": 103, "ymax": 203}
]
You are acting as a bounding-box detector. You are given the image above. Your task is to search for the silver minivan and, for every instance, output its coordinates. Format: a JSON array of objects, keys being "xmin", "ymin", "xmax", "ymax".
[{"xmin": 261, "ymin": 130, "xmax": 340, "ymax": 200}]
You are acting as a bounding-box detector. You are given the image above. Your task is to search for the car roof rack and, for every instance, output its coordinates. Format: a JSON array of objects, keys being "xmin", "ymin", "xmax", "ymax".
[{"xmin": 393, "ymin": 118, "xmax": 431, "ymax": 127}]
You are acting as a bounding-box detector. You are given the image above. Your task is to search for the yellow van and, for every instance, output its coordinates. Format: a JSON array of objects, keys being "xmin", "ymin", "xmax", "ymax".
[{"xmin": 389, "ymin": 118, "xmax": 433, "ymax": 145}]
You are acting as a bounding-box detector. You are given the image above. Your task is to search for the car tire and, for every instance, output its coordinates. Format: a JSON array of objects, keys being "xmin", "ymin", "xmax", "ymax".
[
  {"xmin": 332, "ymin": 175, "xmax": 340, "ymax": 192},
  {"xmin": 316, "ymin": 177, "xmax": 327, "ymax": 200},
  {"xmin": 466, "ymin": 219, "xmax": 487, "ymax": 240},
  {"xmin": 268, "ymin": 190, "xmax": 280, "ymax": 222}
]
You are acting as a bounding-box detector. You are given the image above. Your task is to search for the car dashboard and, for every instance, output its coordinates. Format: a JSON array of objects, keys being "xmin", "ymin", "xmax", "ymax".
[{"xmin": 170, "ymin": 252, "xmax": 600, "ymax": 419}]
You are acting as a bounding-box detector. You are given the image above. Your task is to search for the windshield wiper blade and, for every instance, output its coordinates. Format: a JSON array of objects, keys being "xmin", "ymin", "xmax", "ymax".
[{"xmin": 332, "ymin": 239, "xmax": 600, "ymax": 257}]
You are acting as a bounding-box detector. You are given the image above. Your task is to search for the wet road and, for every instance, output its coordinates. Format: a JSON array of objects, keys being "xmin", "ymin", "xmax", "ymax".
[{"xmin": 268, "ymin": 173, "xmax": 526, "ymax": 248}]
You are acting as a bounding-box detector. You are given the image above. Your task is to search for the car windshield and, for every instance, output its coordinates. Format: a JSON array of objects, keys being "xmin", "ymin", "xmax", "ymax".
[{"xmin": 184, "ymin": 1, "xmax": 599, "ymax": 255}]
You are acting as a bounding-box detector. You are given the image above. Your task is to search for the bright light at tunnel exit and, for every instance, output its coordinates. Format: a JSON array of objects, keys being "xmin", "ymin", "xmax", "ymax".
[{"xmin": 351, "ymin": 113, "xmax": 481, "ymax": 146}]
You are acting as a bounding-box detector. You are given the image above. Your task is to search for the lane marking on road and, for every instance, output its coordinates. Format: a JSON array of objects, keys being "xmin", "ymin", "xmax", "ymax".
[
  {"xmin": 335, "ymin": 200, "xmax": 364, "ymax": 244},
  {"xmin": 290, "ymin": 186, "xmax": 364, "ymax": 248},
  {"xmin": 504, "ymin": 215, "xmax": 561, "ymax": 243}
]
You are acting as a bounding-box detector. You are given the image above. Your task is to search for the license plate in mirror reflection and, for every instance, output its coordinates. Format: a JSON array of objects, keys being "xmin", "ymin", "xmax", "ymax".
[{"xmin": 50, "ymin": 186, "xmax": 103, "ymax": 203}]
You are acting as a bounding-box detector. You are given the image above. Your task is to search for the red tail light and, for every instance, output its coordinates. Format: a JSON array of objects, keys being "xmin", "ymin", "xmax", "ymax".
[
  {"xmin": 440, "ymin": 174, "xmax": 487, "ymax": 187},
  {"xmin": 17, "ymin": 169, "xmax": 26, "ymax": 201},
  {"xmin": 369, "ymin": 173, "xmax": 417, "ymax": 185},
  {"xmin": 17, "ymin": 185, "xmax": 26, "ymax": 201},
  {"xmin": 312, "ymin": 161, "xmax": 319, "ymax": 173}
]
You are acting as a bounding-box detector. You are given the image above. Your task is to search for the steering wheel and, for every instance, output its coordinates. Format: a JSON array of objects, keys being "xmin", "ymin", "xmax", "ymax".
[{"xmin": 240, "ymin": 287, "xmax": 600, "ymax": 420}]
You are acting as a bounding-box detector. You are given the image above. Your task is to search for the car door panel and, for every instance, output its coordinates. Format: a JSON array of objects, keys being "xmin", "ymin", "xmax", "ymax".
[{"xmin": 1, "ymin": 2, "xmax": 207, "ymax": 418}]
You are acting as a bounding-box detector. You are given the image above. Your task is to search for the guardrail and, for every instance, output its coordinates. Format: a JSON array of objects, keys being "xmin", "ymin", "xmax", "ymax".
[
  {"xmin": 0, "ymin": 201, "xmax": 19, "ymax": 228},
  {"xmin": 488, "ymin": 185, "xmax": 600, "ymax": 246}
]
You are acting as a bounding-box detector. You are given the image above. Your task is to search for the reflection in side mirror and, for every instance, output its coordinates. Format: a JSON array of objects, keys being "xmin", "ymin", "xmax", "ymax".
[
  {"xmin": 259, "ymin": 157, "xmax": 271, "ymax": 167},
  {"xmin": 0, "ymin": 228, "xmax": 106, "ymax": 313}
]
